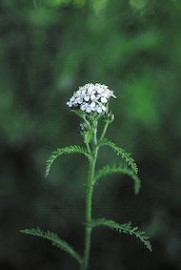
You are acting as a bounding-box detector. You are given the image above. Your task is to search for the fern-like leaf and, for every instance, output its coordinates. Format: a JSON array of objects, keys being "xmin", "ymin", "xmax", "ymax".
[
  {"xmin": 100, "ymin": 139, "xmax": 138, "ymax": 175},
  {"xmin": 91, "ymin": 219, "xmax": 152, "ymax": 251},
  {"xmin": 20, "ymin": 228, "xmax": 82, "ymax": 264},
  {"xmin": 45, "ymin": 145, "xmax": 90, "ymax": 177},
  {"xmin": 94, "ymin": 164, "xmax": 141, "ymax": 194}
]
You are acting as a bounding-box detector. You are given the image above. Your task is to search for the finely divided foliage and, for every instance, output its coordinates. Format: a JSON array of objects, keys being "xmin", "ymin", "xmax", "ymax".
[
  {"xmin": 100, "ymin": 138, "xmax": 138, "ymax": 175},
  {"xmin": 94, "ymin": 164, "xmax": 141, "ymax": 194},
  {"xmin": 45, "ymin": 145, "xmax": 90, "ymax": 177},
  {"xmin": 21, "ymin": 83, "xmax": 151, "ymax": 270},
  {"xmin": 20, "ymin": 228, "xmax": 82, "ymax": 264},
  {"xmin": 91, "ymin": 219, "xmax": 152, "ymax": 251}
]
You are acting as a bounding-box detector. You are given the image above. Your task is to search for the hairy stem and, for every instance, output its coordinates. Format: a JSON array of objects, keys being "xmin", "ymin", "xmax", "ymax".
[
  {"xmin": 81, "ymin": 157, "xmax": 96, "ymax": 270},
  {"xmin": 81, "ymin": 125, "xmax": 98, "ymax": 270}
]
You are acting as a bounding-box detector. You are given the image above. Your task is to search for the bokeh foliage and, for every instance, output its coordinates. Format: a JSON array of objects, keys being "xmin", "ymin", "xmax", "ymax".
[{"xmin": 0, "ymin": 0, "xmax": 181, "ymax": 269}]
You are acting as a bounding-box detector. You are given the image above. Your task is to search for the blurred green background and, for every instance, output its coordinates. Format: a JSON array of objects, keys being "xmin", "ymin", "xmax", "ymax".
[{"xmin": 0, "ymin": 0, "xmax": 181, "ymax": 269}]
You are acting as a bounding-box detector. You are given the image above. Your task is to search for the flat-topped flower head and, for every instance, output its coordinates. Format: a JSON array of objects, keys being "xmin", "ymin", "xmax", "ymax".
[{"xmin": 66, "ymin": 83, "xmax": 116, "ymax": 114}]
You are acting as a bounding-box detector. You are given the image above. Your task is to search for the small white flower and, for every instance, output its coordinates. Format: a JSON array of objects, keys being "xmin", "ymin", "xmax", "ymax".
[
  {"xmin": 97, "ymin": 88, "xmax": 103, "ymax": 94},
  {"xmin": 87, "ymin": 86, "xmax": 95, "ymax": 95},
  {"xmin": 96, "ymin": 106, "xmax": 102, "ymax": 114},
  {"xmin": 66, "ymin": 101, "xmax": 72, "ymax": 107},
  {"xmin": 77, "ymin": 97, "xmax": 83, "ymax": 104},
  {"xmin": 75, "ymin": 90, "xmax": 81, "ymax": 96},
  {"xmin": 91, "ymin": 94, "xmax": 96, "ymax": 101},
  {"xmin": 102, "ymin": 105, "xmax": 107, "ymax": 112},
  {"xmin": 70, "ymin": 96, "xmax": 75, "ymax": 102},
  {"xmin": 101, "ymin": 97, "xmax": 107, "ymax": 103},
  {"xmin": 86, "ymin": 106, "xmax": 92, "ymax": 113},
  {"xmin": 66, "ymin": 83, "xmax": 116, "ymax": 114},
  {"xmin": 84, "ymin": 95, "xmax": 90, "ymax": 101},
  {"xmin": 102, "ymin": 92, "xmax": 110, "ymax": 98},
  {"xmin": 82, "ymin": 89, "xmax": 86, "ymax": 95},
  {"xmin": 80, "ymin": 104, "xmax": 87, "ymax": 111},
  {"xmin": 90, "ymin": 102, "xmax": 96, "ymax": 108}
]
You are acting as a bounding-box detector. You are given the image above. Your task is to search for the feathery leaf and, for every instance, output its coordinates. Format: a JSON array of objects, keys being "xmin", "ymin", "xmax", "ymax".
[
  {"xmin": 91, "ymin": 218, "xmax": 152, "ymax": 251},
  {"xmin": 94, "ymin": 164, "xmax": 141, "ymax": 194},
  {"xmin": 45, "ymin": 145, "xmax": 90, "ymax": 177},
  {"xmin": 20, "ymin": 228, "xmax": 82, "ymax": 264},
  {"xmin": 100, "ymin": 139, "xmax": 138, "ymax": 174}
]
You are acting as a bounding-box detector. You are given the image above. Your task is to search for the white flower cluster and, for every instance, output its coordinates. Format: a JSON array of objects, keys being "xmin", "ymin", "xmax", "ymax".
[{"xmin": 66, "ymin": 83, "xmax": 116, "ymax": 114}]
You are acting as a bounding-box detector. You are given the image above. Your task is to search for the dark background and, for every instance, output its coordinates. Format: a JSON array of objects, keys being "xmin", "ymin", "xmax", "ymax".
[{"xmin": 0, "ymin": 0, "xmax": 181, "ymax": 269}]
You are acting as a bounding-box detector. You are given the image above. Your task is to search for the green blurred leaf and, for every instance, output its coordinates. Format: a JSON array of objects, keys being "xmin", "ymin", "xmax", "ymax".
[
  {"xmin": 48, "ymin": 0, "xmax": 71, "ymax": 7},
  {"xmin": 123, "ymin": 74, "xmax": 159, "ymax": 127},
  {"xmin": 73, "ymin": 0, "xmax": 86, "ymax": 7},
  {"xmin": 92, "ymin": 0, "xmax": 109, "ymax": 13},
  {"xmin": 27, "ymin": 7, "xmax": 57, "ymax": 26},
  {"xmin": 129, "ymin": 0, "xmax": 148, "ymax": 11}
]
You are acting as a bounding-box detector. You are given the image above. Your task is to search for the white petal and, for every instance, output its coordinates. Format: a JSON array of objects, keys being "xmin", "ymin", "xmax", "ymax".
[
  {"xmin": 91, "ymin": 94, "xmax": 96, "ymax": 100},
  {"xmin": 97, "ymin": 87, "xmax": 103, "ymax": 94},
  {"xmin": 80, "ymin": 104, "xmax": 86, "ymax": 111},
  {"xmin": 101, "ymin": 97, "xmax": 108, "ymax": 103},
  {"xmin": 96, "ymin": 106, "xmax": 102, "ymax": 114},
  {"xmin": 84, "ymin": 95, "xmax": 89, "ymax": 101},
  {"xmin": 82, "ymin": 89, "xmax": 86, "ymax": 95},
  {"xmin": 66, "ymin": 101, "xmax": 72, "ymax": 107},
  {"xmin": 90, "ymin": 102, "xmax": 96, "ymax": 108},
  {"xmin": 103, "ymin": 92, "xmax": 110, "ymax": 98},
  {"xmin": 96, "ymin": 94, "xmax": 101, "ymax": 100},
  {"xmin": 86, "ymin": 107, "xmax": 92, "ymax": 113},
  {"xmin": 77, "ymin": 97, "xmax": 83, "ymax": 104},
  {"xmin": 70, "ymin": 96, "xmax": 75, "ymax": 102},
  {"xmin": 87, "ymin": 87, "xmax": 95, "ymax": 95}
]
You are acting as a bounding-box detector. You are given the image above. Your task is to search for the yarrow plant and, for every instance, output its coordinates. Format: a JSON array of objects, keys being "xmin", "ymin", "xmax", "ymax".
[{"xmin": 21, "ymin": 83, "xmax": 152, "ymax": 270}]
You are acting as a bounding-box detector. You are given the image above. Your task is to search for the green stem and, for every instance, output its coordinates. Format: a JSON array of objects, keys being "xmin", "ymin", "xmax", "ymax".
[
  {"xmin": 85, "ymin": 142, "xmax": 91, "ymax": 155},
  {"xmin": 99, "ymin": 120, "xmax": 110, "ymax": 143},
  {"xmin": 81, "ymin": 137, "xmax": 98, "ymax": 270},
  {"xmin": 81, "ymin": 158, "xmax": 96, "ymax": 270}
]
